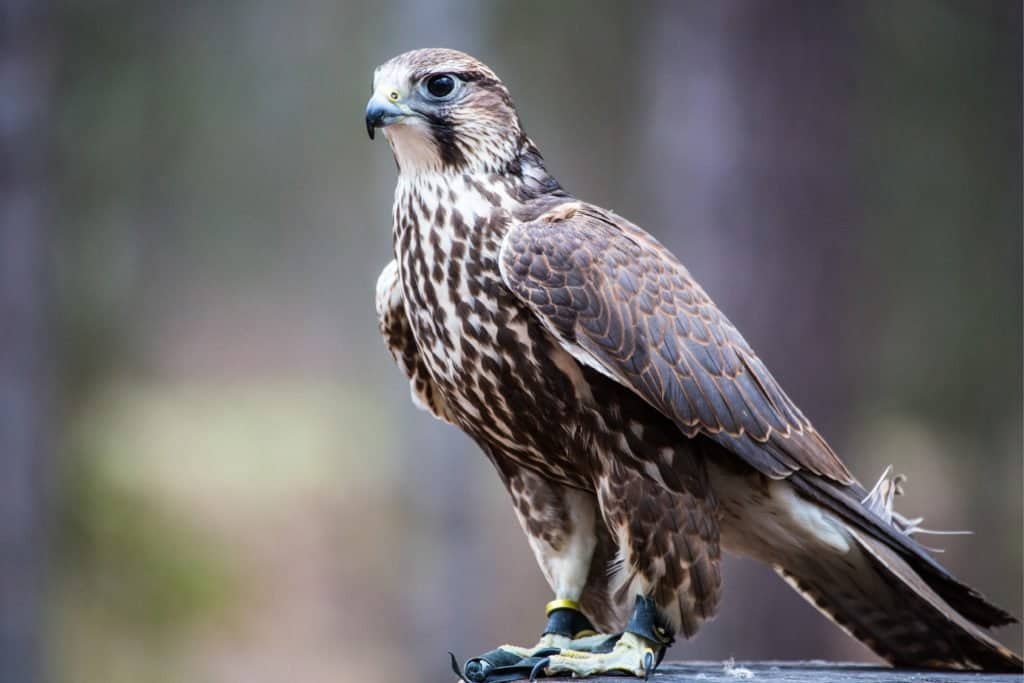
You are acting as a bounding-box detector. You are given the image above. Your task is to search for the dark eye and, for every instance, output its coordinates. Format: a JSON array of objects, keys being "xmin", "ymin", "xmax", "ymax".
[{"xmin": 425, "ymin": 74, "xmax": 456, "ymax": 98}]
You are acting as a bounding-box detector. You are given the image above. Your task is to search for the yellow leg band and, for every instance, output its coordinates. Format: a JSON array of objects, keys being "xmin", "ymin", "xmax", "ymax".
[{"xmin": 545, "ymin": 598, "xmax": 582, "ymax": 616}]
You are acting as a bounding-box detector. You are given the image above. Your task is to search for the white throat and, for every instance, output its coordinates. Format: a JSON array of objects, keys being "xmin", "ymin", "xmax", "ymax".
[{"xmin": 384, "ymin": 123, "xmax": 443, "ymax": 175}]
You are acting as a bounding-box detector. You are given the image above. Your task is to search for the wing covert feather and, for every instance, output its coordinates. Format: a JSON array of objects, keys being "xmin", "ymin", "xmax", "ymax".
[{"xmin": 498, "ymin": 203, "xmax": 853, "ymax": 484}]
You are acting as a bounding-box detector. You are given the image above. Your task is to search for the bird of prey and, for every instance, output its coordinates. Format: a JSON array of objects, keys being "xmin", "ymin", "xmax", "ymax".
[{"xmin": 367, "ymin": 48, "xmax": 1022, "ymax": 680}]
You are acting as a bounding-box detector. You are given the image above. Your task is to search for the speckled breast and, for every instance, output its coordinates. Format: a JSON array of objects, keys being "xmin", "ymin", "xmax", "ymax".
[{"xmin": 392, "ymin": 175, "xmax": 590, "ymax": 485}]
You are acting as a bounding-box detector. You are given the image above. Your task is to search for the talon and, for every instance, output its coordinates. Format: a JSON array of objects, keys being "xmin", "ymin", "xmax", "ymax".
[
  {"xmin": 534, "ymin": 647, "xmax": 561, "ymax": 658},
  {"xmin": 643, "ymin": 650, "xmax": 655, "ymax": 680},
  {"xmin": 529, "ymin": 656, "xmax": 550, "ymax": 681},
  {"xmin": 449, "ymin": 652, "xmax": 465, "ymax": 680}
]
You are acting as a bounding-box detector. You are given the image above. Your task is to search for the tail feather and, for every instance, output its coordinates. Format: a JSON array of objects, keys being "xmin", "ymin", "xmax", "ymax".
[
  {"xmin": 789, "ymin": 470, "xmax": 1018, "ymax": 629},
  {"xmin": 708, "ymin": 460, "xmax": 1021, "ymax": 672},
  {"xmin": 776, "ymin": 522, "xmax": 1021, "ymax": 671},
  {"xmin": 848, "ymin": 527, "xmax": 1022, "ymax": 670}
]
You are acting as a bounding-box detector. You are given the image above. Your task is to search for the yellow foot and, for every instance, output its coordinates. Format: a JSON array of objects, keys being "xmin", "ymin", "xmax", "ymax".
[
  {"xmin": 458, "ymin": 633, "xmax": 620, "ymax": 682},
  {"xmin": 497, "ymin": 633, "xmax": 571, "ymax": 660},
  {"xmin": 534, "ymin": 632, "xmax": 660, "ymax": 680}
]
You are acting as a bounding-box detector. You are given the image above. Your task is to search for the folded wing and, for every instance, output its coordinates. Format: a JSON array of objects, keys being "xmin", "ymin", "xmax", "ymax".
[{"xmin": 499, "ymin": 202, "xmax": 853, "ymax": 484}]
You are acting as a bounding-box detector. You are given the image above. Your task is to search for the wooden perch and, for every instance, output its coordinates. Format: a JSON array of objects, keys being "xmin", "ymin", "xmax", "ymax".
[{"xmin": 481, "ymin": 661, "xmax": 1024, "ymax": 682}]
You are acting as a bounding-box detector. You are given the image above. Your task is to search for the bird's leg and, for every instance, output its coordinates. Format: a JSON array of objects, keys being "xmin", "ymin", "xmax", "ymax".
[
  {"xmin": 499, "ymin": 599, "xmax": 605, "ymax": 657},
  {"xmin": 529, "ymin": 595, "xmax": 675, "ymax": 680},
  {"xmin": 457, "ymin": 478, "xmax": 619, "ymax": 681},
  {"xmin": 459, "ymin": 600, "xmax": 615, "ymax": 682},
  {"xmin": 458, "ymin": 597, "xmax": 672, "ymax": 682},
  {"xmin": 515, "ymin": 466, "xmax": 716, "ymax": 678}
]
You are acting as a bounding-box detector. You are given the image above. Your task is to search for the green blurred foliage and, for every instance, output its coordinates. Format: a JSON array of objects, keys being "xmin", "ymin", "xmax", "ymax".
[
  {"xmin": 58, "ymin": 455, "xmax": 229, "ymax": 631},
  {"xmin": 54, "ymin": 445, "xmax": 232, "ymax": 683}
]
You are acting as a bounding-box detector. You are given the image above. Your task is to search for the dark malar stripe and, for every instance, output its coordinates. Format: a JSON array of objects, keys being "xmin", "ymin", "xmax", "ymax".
[{"xmin": 422, "ymin": 111, "xmax": 467, "ymax": 169}]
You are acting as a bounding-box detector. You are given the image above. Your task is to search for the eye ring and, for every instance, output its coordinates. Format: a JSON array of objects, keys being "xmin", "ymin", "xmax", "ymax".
[
  {"xmin": 387, "ymin": 90, "xmax": 400, "ymax": 102},
  {"xmin": 423, "ymin": 73, "xmax": 458, "ymax": 100}
]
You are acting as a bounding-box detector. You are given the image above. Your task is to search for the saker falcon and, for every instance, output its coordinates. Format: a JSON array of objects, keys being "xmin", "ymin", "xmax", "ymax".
[{"xmin": 367, "ymin": 48, "xmax": 1022, "ymax": 680}]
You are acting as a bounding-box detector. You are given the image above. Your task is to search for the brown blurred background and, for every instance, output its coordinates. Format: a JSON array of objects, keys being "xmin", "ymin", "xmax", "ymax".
[{"xmin": 1, "ymin": 1, "xmax": 1021, "ymax": 682}]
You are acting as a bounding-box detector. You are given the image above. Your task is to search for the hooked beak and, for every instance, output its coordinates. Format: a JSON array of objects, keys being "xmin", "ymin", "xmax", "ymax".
[{"xmin": 365, "ymin": 93, "xmax": 405, "ymax": 140}]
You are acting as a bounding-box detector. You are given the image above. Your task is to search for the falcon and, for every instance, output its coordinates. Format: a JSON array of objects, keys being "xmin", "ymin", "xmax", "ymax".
[{"xmin": 366, "ymin": 48, "xmax": 1021, "ymax": 680}]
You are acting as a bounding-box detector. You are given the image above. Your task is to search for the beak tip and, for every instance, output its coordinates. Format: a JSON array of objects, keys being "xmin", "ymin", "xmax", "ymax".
[{"xmin": 366, "ymin": 93, "xmax": 404, "ymax": 141}]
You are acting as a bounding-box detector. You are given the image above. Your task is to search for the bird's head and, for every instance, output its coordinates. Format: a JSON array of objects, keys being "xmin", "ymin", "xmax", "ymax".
[{"xmin": 366, "ymin": 48, "xmax": 526, "ymax": 176}]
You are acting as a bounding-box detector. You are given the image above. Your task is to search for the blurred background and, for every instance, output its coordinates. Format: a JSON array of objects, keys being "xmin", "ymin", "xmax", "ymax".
[{"xmin": 1, "ymin": 0, "xmax": 1021, "ymax": 681}]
